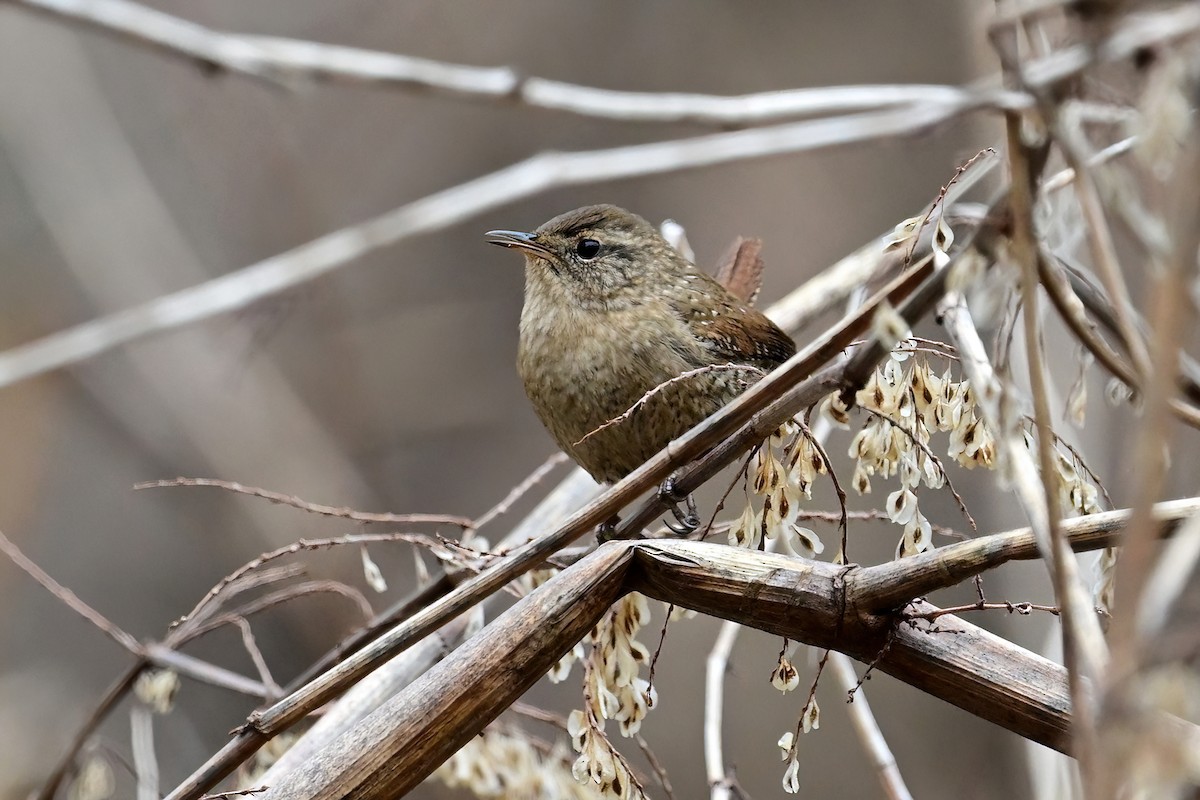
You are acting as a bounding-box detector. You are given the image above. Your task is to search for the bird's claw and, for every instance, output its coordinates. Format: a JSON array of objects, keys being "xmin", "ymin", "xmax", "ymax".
[{"xmin": 663, "ymin": 491, "xmax": 700, "ymax": 536}]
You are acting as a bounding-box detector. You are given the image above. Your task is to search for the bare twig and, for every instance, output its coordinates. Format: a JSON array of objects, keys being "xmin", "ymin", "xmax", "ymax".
[
  {"xmin": 201, "ymin": 789, "xmax": 268, "ymax": 800},
  {"xmin": 470, "ymin": 452, "xmax": 569, "ymax": 532},
  {"xmin": 7, "ymin": 0, "xmax": 1030, "ymax": 124},
  {"xmin": 134, "ymin": 478, "xmax": 473, "ymax": 528},
  {"xmin": 0, "ymin": 527, "xmax": 141, "ymax": 654},
  {"xmin": 1002, "ymin": 108, "xmax": 1102, "ymax": 780},
  {"xmin": 227, "ymin": 618, "xmax": 282, "ymax": 698},
  {"xmin": 573, "ymin": 364, "xmax": 764, "ymax": 447},
  {"xmin": 864, "ymin": 409, "xmax": 977, "ymax": 532},
  {"xmin": 634, "ymin": 732, "xmax": 677, "ymax": 800},
  {"xmin": 903, "ymin": 600, "xmax": 1060, "ymax": 621}
]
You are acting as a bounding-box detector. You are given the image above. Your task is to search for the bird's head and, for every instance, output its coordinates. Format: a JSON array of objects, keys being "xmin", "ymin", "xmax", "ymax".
[{"xmin": 486, "ymin": 204, "xmax": 685, "ymax": 309}]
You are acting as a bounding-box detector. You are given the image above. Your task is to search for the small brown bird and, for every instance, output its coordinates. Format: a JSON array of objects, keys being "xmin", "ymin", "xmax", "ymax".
[{"xmin": 487, "ymin": 205, "xmax": 795, "ymax": 527}]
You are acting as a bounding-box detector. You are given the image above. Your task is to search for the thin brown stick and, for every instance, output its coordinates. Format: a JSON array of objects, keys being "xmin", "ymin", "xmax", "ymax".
[
  {"xmin": 573, "ymin": 364, "xmax": 764, "ymax": 447},
  {"xmin": 227, "ymin": 617, "xmax": 282, "ymax": 698},
  {"xmin": 634, "ymin": 732, "xmax": 677, "ymax": 800},
  {"xmin": 134, "ymin": 478, "xmax": 473, "ymax": 528},
  {"xmin": 470, "ymin": 452, "xmax": 569, "ymax": 532},
  {"xmin": 0, "ymin": 527, "xmax": 141, "ymax": 654},
  {"xmin": 903, "ymin": 601, "xmax": 1060, "ymax": 621},
  {"xmin": 189, "ymin": 581, "xmax": 374, "ymax": 643},
  {"xmin": 852, "ymin": 497, "xmax": 1200, "ymax": 611}
]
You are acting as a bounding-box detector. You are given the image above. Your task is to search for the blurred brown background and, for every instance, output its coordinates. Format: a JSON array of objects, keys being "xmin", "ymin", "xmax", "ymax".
[{"xmin": 0, "ymin": 2, "xmax": 1103, "ymax": 798}]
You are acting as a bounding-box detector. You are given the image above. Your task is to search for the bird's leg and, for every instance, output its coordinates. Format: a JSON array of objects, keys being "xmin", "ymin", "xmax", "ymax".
[{"xmin": 660, "ymin": 475, "xmax": 700, "ymax": 535}]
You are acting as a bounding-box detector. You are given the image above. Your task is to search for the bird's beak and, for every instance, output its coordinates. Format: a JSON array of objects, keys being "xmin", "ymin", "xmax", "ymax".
[{"xmin": 485, "ymin": 229, "xmax": 554, "ymax": 259}]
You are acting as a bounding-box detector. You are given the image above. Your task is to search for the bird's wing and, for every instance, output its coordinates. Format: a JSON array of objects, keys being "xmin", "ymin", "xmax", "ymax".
[{"xmin": 669, "ymin": 271, "xmax": 797, "ymax": 371}]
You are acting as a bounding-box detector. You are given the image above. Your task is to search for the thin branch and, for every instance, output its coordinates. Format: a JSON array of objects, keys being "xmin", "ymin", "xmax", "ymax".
[
  {"xmin": 852, "ymin": 497, "xmax": 1200, "ymax": 611},
  {"xmin": 634, "ymin": 732, "xmax": 677, "ymax": 800},
  {"xmin": 227, "ymin": 617, "xmax": 282, "ymax": 698},
  {"xmin": 1003, "ymin": 108, "xmax": 1103, "ymax": 780},
  {"xmin": 141, "ymin": 645, "xmax": 272, "ymax": 699},
  {"xmin": 188, "ymin": 581, "xmax": 374, "ymax": 643},
  {"xmin": 864, "ymin": 409, "xmax": 977, "ymax": 532},
  {"xmin": 470, "ymin": 452, "xmax": 569, "ymax": 532},
  {"xmin": 0, "ymin": 527, "xmax": 141, "ymax": 654},
  {"xmin": 1037, "ymin": 250, "xmax": 1200, "ymax": 428},
  {"xmin": 169, "ymin": 532, "xmax": 424, "ymax": 643},
  {"xmin": 201, "ymin": 789, "xmax": 268, "ymax": 800},
  {"xmin": 6, "ymin": 0, "xmax": 1029, "ymax": 124},
  {"xmin": 134, "ymin": 478, "xmax": 473, "ymax": 528},
  {"xmin": 573, "ymin": 364, "xmax": 764, "ymax": 447},
  {"xmin": 1049, "ymin": 116, "xmax": 1152, "ymax": 379},
  {"xmin": 37, "ymin": 664, "xmax": 142, "ymax": 800},
  {"xmin": 903, "ymin": 601, "xmax": 1060, "ymax": 621}
]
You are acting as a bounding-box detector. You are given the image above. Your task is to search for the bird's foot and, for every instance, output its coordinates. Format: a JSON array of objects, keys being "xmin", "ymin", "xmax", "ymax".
[{"xmin": 659, "ymin": 476, "xmax": 700, "ymax": 536}]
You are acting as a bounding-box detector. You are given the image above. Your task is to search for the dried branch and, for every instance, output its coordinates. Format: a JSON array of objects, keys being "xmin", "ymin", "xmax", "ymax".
[
  {"xmin": 133, "ymin": 478, "xmax": 474, "ymax": 528},
  {"xmin": 704, "ymin": 620, "xmax": 742, "ymax": 800},
  {"xmin": 1001, "ymin": 105, "xmax": 1102, "ymax": 777},
  {"xmin": 0, "ymin": 527, "xmax": 141, "ymax": 654},
  {"xmin": 853, "ymin": 498, "xmax": 1200, "ymax": 611},
  {"xmin": 7, "ymin": 0, "xmax": 1026, "ymax": 124},
  {"xmin": 903, "ymin": 601, "xmax": 1060, "ymax": 621},
  {"xmin": 470, "ymin": 452, "xmax": 569, "ymax": 533},
  {"xmin": 130, "ymin": 705, "xmax": 159, "ymax": 800},
  {"xmin": 573, "ymin": 364, "xmax": 764, "ymax": 447}
]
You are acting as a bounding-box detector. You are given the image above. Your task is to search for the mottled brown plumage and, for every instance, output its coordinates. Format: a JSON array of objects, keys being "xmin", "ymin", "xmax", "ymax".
[{"xmin": 487, "ymin": 204, "xmax": 795, "ymax": 484}]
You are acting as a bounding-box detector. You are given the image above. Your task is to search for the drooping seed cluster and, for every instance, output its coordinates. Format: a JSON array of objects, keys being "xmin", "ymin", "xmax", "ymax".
[
  {"xmin": 436, "ymin": 727, "xmax": 599, "ymax": 799},
  {"xmin": 776, "ymin": 695, "xmax": 820, "ymax": 797},
  {"xmin": 727, "ymin": 420, "xmax": 828, "ymax": 559},
  {"xmin": 567, "ymin": 593, "xmax": 656, "ymax": 799},
  {"xmin": 835, "ymin": 348, "xmax": 994, "ymax": 557}
]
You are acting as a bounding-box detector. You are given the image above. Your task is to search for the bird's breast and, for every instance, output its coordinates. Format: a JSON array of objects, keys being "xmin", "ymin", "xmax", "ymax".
[{"xmin": 516, "ymin": 298, "xmax": 740, "ymax": 482}]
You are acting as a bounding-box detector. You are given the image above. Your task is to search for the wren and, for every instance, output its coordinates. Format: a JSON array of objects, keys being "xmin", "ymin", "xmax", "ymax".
[{"xmin": 487, "ymin": 204, "xmax": 795, "ymax": 496}]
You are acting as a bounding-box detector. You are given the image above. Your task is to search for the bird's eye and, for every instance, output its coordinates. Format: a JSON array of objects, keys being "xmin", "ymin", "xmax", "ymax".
[{"xmin": 575, "ymin": 238, "xmax": 601, "ymax": 260}]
